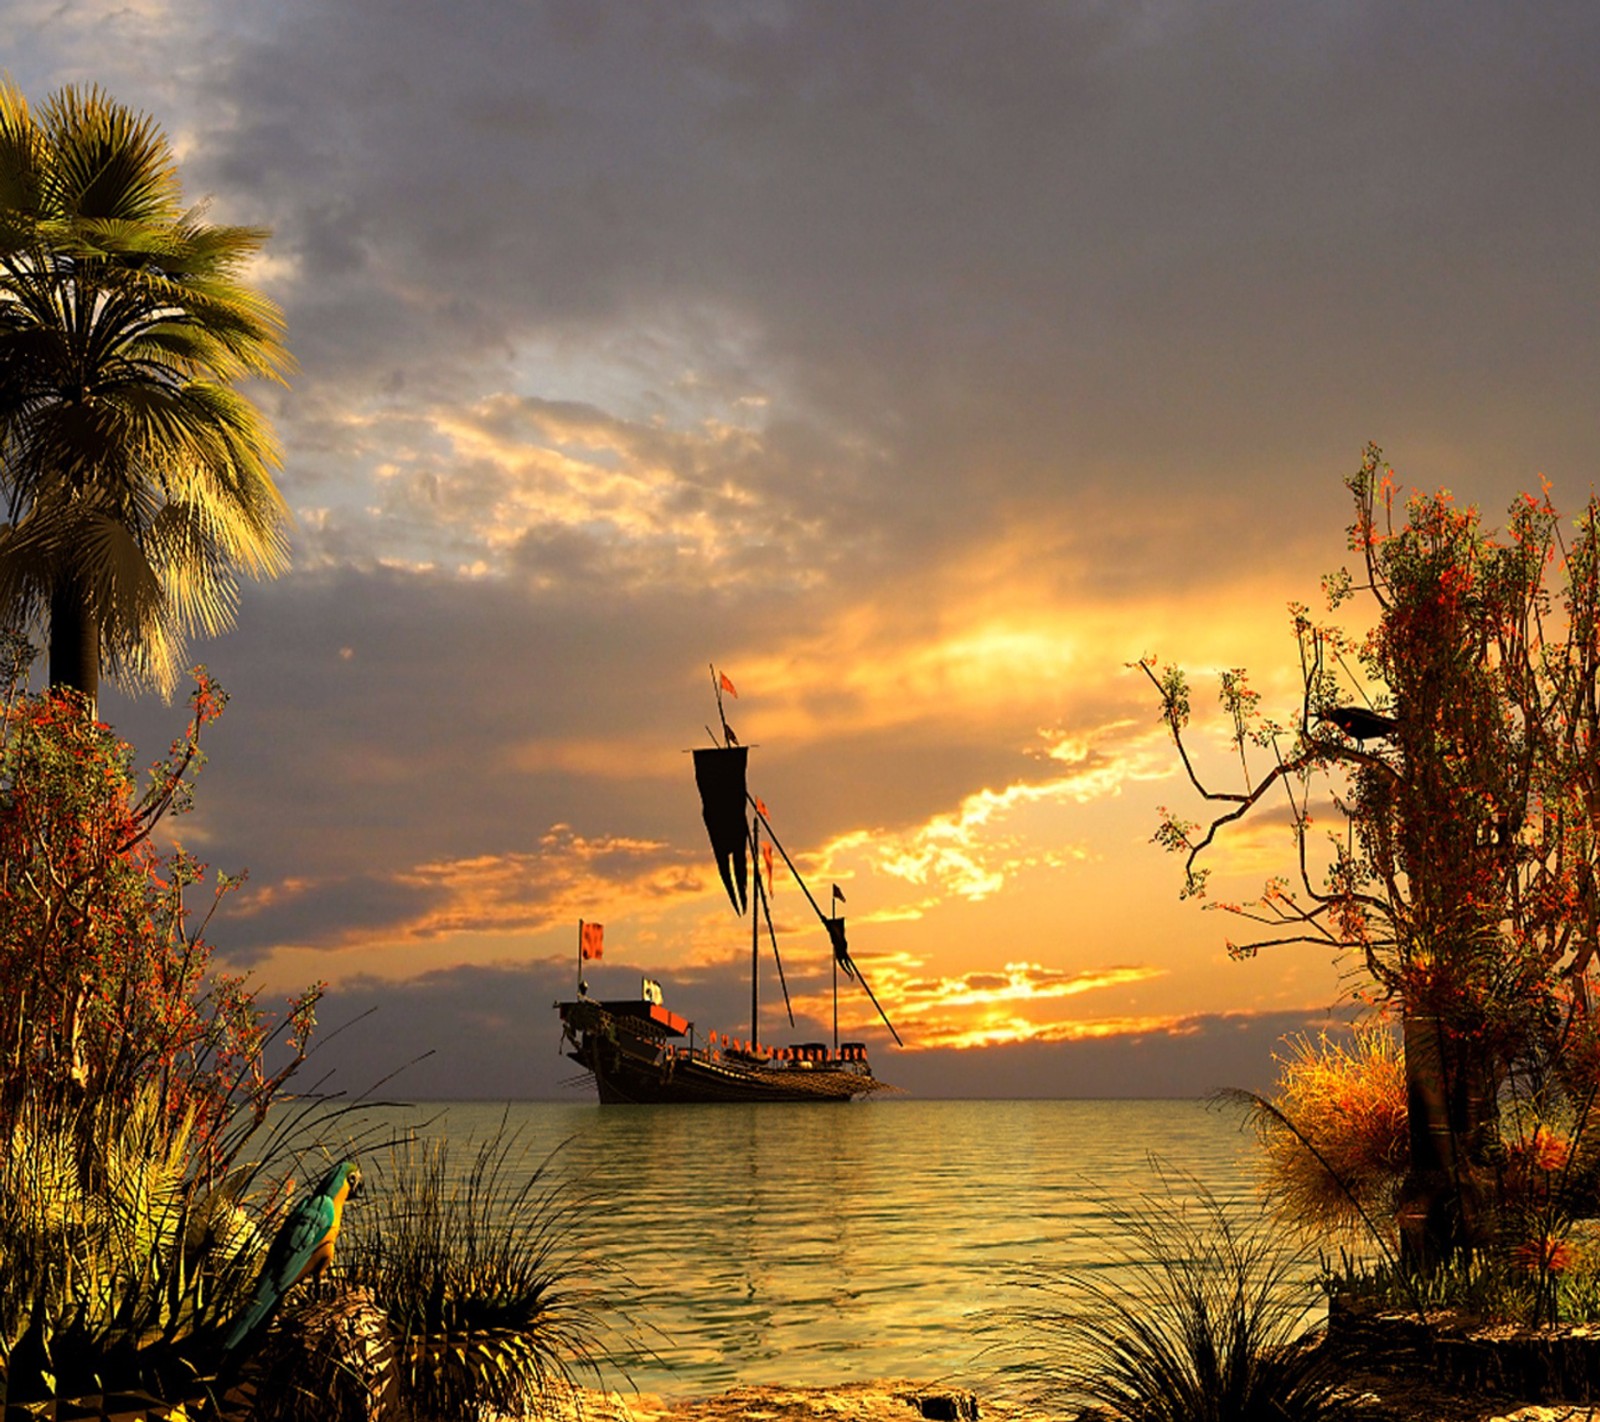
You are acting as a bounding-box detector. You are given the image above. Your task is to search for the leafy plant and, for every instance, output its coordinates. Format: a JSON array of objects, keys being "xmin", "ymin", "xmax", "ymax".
[
  {"xmin": 1245, "ymin": 1026, "xmax": 1409, "ymax": 1247},
  {"xmin": 1012, "ymin": 1170, "xmax": 1377, "ymax": 1422},
  {"xmin": 0, "ymin": 652, "xmax": 332, "ymax": 1409},
  {"xmin": 0, "ymin": 643, "xmax": 323, "ymax": 1148},
  {"xmin": 338, "ymin": 1120, "xmax": 610, "ymax": 1422},
  {"xmin": 0, "ymin": 1080, "xmax": 269, "ymax": 1408}
]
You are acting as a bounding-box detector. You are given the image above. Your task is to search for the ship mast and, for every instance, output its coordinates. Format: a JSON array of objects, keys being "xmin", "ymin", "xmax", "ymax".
[
  {"xmin": 752, "ymin": 801, "xmax": 903, "ymax": 1047},
  {"xmin": 696, "ymin": 664, "xmax": 901, "ymax": 1052},
  {"xmin": 751, "ymin": 809, "xmax": 760, "ymax": 1049},
  {"xmin": 831, "ymin": 884, "xmax": 841, "ymax": 1054}
]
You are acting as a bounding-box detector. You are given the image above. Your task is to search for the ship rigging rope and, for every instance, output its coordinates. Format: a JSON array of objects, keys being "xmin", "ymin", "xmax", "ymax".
[{"xmin": 747, "ymin": 796, "xmax": 904, "ymax": 1046}]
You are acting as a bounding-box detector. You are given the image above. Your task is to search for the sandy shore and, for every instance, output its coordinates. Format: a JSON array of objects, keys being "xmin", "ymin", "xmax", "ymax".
[
  {"xmin": 536, "ymin": 1379, "xmax": 1032, "ymax": 1422},
  {"xmin": 536, "ymin": 1376, "xmax": 1600, "ymax": 1422}
]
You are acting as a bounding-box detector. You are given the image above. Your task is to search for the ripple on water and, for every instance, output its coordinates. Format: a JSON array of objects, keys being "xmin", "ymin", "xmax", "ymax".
[{"xmin": 355, "ymin": 1097, "xmax": 1262, "ymax": 1396}]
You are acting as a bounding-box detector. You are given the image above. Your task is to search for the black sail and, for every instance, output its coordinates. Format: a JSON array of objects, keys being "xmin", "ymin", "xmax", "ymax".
[
  {"xmin": 694, "ymin": 746, "xmax": 749, "ymax": 914},
  {"xmin": 825, "ymin": 916, "xmax": 856, "ymax": 979}
]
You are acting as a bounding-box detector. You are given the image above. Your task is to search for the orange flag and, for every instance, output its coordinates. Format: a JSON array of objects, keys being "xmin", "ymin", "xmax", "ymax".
[
  {"xmin": 755, "ymin": 797, "xmax": 768, "ymax": 819},
  {"xmin": 720, "ymin": 671, "xmax": 738, "ymax": 698},
  {"xmin": 762, "ymin": 842, "xmax": 774, "ymax": 894},
  {"xmin": 579, "ymin": 921, "xmax": 604, "ymax": 960}
]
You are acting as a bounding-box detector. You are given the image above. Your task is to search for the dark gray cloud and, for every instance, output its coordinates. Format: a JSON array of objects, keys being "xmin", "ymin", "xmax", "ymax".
[
  {"xmin": 92, "ymin": 0, "xmax": 1589, "ymax": 547},
  {"xmin": 19, "ymin": 2, "xmax": 1593, "ymax": 572},
  {"xmin": 219, "ymin": 872, "xmax": 446, "ymax": 960}
]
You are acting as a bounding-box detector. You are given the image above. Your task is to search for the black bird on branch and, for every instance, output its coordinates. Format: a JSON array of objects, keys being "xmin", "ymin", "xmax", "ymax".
[{"xmin": 1319, "ymin": 706, "xmax": 1399, "ymax": 742}]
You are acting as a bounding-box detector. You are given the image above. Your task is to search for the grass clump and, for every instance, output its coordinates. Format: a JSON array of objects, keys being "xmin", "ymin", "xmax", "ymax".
[
  {"xmin": 337, "ymin": 1119, "xmax": 609, "ymax": 1422},
  {"xmin": 1012, "ymin": 1170, "xmax": 1376, "ymax": 1422},
  {"xmin": 1252, "ymin": 1027, "xmax": 1408, "ymax": 1248},
  {"xmin": 1326, "ymin": 1227, "xmax": 1600, "ymax": 1330}
]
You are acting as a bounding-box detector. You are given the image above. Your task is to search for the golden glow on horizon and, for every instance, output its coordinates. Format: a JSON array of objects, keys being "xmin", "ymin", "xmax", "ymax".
[
  {"xmin": 220, "ymin": 510, "xmax": 1360, "ymax": 1052},
  {"xmin": 905, "ymin": 1013, "xmax": 1193, "ymax": 1052},
  {"xmin": 900, "ymin": 961, "xmax": 1165, "ymax": 1011}
]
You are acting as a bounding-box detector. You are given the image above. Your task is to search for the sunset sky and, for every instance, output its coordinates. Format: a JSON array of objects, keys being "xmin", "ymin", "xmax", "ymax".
[{"xmin": 6, "ymin": 2, "xmax": 1597, "ymax": 1098}]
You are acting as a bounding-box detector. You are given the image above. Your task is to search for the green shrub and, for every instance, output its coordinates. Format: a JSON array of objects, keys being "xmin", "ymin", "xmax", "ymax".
[{"xmin": 1328, "ymin": 1223, "xmax": 1600, "ymax": 1331}]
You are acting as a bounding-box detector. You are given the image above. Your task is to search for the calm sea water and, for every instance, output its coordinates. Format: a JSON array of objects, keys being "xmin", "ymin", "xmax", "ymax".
[{"xmin": 358, "ymin": 1098, "xmax": 1272, "ymax": 1398}]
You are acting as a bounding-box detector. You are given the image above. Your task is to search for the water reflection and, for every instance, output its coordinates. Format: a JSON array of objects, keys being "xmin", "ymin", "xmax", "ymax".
[{"xmin": 347, "ymin": 1099, "xmax": 1258, "ymax": 1395}]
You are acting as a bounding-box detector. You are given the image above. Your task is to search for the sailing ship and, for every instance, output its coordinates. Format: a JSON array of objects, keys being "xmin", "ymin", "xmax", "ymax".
[{"xmin": 556, "ymin": 669, "xmax": 901, "ymax": 1105}]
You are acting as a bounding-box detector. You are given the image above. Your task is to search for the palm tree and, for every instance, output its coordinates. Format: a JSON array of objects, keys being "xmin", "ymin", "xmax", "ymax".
[{"xmin": 0, "ymin": 82, "xmax": 292, "ymax": 714}]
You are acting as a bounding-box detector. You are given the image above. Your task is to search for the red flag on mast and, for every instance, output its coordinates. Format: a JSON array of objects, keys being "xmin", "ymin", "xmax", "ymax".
[
  {"xmin": 719, "ymin": 671, "xmax": 738, "ymax": 698},
  {"xmin": 579, "ymin": 921, "xmax": 604, "ymax": 960}
]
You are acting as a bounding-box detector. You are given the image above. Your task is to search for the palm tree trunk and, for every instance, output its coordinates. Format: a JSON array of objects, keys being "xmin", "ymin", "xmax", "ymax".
[{"xmin": 49, "ymin": 579, "xmax": 98, "ymax": 717}]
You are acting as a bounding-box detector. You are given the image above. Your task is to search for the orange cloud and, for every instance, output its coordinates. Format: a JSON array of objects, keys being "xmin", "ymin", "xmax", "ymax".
[
  {"xmin": 780, "ymin": 958, "xmax": 1174, "ymax": 1051},
  {"xmin": 785, "ymin": 719, "xmax": 1167, "ymax": 907},
  {"xmin": 718, "ymin": 513, "xmax": 1317, "ymax": 756},
  {"xmin": 392, "ymin": 830, "xmax": 698, "ymax": 937},
  {"xmin": 228, "ymin": 825, "xmax": 704, "ymax": 960}
]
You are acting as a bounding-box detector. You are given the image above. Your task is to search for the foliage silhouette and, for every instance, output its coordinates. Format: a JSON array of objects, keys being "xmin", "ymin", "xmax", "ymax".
[{"xmin": 1143, "ymin": 445, "xmax": 1600, "ymax": 1278}]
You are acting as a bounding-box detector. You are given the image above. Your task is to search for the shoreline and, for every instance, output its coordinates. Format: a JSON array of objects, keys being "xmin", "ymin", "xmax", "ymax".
[
  {"xmin": 535, "ymin": 1380, "xmax": 1034, "ymax": 1422},
  {"xmin": 533, "ymin": 1375, "xmax": 1600, "ymax": 1422}
]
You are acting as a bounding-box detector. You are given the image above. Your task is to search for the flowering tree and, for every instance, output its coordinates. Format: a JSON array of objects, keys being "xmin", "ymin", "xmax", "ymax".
[
  {"xmin": 0, "ymin": 632, "xmax": 319, "ymax": 1166},
  {"xmin": 1144, "ymin": 446, "xmax": 1600, "ymax": 1277}
]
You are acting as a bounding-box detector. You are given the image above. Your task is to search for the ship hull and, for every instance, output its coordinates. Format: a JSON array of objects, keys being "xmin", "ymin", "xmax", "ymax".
[{"xmin": 557, "ymin": 998, "xmax": 889, "ymax": 1105}]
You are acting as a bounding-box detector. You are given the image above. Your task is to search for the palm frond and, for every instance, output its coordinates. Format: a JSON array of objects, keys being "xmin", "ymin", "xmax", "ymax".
[
  {"xmin": 0, "ymin": 80, "xmax": 47, "ymax": 222},
  {"xmin": 0, "ymin": 82, "xmax": 291, "ymax": 700},
  {"xmin": 39, "ymin": 85, "xmax": 182, "ymax": 226}
]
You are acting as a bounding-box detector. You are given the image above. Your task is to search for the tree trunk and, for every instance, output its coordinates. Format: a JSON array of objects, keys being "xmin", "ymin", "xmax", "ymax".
[
  {"xmin": 1398, "ymin": 1006, "xmax": 1455, "ymax": 1270},
  {"xmin": 48, "ymin": 580, "xmax": 98, "ymax": 717},
  {"xmin": 1398, "ymin": 1002, "xmax": 1493, "ymax": 1272}
]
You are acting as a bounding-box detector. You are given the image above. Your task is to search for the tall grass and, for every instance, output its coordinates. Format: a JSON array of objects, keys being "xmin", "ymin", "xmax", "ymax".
[
  {"xmin": 1009, "ymin": 1169, "xmax": 1377, "ymax": 1422},
  {"xmin": 335, "ymin": 1118, "xmax": 612, "ymax": 1422}
]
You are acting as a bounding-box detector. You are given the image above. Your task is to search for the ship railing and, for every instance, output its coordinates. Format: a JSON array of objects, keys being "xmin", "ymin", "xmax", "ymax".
[{"xmin": 658, "ymin": 1041, "xmax": 873, "ymax": 1072}]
